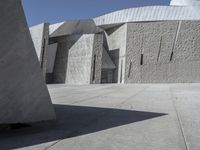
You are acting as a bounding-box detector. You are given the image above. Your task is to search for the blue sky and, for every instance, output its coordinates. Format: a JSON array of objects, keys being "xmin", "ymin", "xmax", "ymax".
[{"xmin": 22, "ymin": 0, "xmax": 171, "ymax": 26}]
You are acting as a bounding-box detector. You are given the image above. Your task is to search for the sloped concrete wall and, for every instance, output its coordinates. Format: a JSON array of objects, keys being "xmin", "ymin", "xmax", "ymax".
[
  {"xmin": 125, "ymin": 21, "xmax": 200, "ymax": 83},
  {"xmin": 65, "ymin": 34, "xmax": 95, "ymax": 84},
  {"xmin": 52, "ymin": 37, "xmax": 68, "ymax": 83},
  {"xmin": 30, "ymin": 23, "xmax": 49, "ymax": 77},
  {"xmin": 105, "ymin": 24, "xmax": 127, "ymax": 83},
  {"xmin": 46, "ymin": 43, "xmax": 58, "ymax": 73},
  {"xmin": 30, "ymin": 23, "xmax": 45, "ymax": 60},
  {"xmin": 0, "ymin": 0, "xmax": 55, "ymax": 123}
]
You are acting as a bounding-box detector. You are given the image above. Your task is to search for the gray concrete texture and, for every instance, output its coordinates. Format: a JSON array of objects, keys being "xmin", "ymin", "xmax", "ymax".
[
  {"xmin": 46, "ymin": 43, "xmax": 58, "ymax": 73},
  {"xmin": 30, "ymin": 23, "xmax": 49, "ymax": 77},
  {"xmin": 50, "ymin": 34, "xmax": 104, "ymax": 84},
  {"xmin": 29, "ymin": 6, "xmax": 200, "ymax": 84},
  {"xmin": 0, "ymin": 0, "xmax": 55, "ymax": 123},
  {"xmin": 105, "ymin": 24, "xmax": 127, "ymax": 83},
  {"xmin": 170, "ymin": 0, "xmax": 200, "ymax": 5},
  {"xmin": 50, "ymin": 20, "xmax": 103, "ymax": 38},
  {"xmin": 30, "ymin": 20, "xmax": 200, "ymax": 84},
  {"xmin": 125, "ymin": 21, "xmax": 200, "ymax": 83},
  {"xmin": 65, "ymin": 34, "xmax": 95, "ymax": 84},
  {"xmin": 90, "ymin": 34, "xmax": 104, "ymax": 84},
  {"xmin": 1, "ymin": 84, "xmax": 200, "ymax": 150}
]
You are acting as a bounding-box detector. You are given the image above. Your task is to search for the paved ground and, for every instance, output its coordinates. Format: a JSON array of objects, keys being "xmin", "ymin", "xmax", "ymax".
[{"xmin": 0, "ymin": 84, "xmax": 200, "ymax": 150}]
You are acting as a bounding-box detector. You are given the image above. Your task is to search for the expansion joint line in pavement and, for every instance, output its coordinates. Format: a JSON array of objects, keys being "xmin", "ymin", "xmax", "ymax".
[
  {"xmin": 117, "ymin": 86, "xmax": 150, "ymax": 108},
  {"xmin": 44, "ymin": 85, "xmax": 122, "ymax": 150},
  {"xmin": 45, "ymin": 85, "xmax": 149, "ymax": 149},
  {"xmin": 170, "ymin": 87, "xmax": 189, "ymax": 150},
  {"xmin": 70, "ymin": 85, "xmax": 126, "ymax": 105}
]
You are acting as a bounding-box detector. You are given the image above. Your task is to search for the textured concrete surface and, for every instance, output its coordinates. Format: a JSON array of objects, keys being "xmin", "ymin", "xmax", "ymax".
[
  {"xmin": 0, "ymin": 0, "xmax": 55, "ymax": 123},
  {"xmin": 90, "ymin": 34, "xmax": 104, "ymax": 84},
  {"xmin": 65, "ymin": 34, "xmax": 94, "ymax": 84},
  {"xmin": 30, "ymin": 18, "xmax": 200, "ymax": 85},
  {"xmin": 125, "ymin": 21, "xmax": 200, "ymax": 83},
  {"xmin": 51, "ymin": 34, "xmax": 104, "ymax": 84},
  {"xmin": 0, "ymin": 84, "xmax": 200, "ymax": 150}
]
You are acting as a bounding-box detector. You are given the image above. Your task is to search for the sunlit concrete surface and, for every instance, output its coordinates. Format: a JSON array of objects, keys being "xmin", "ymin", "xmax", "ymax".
[{"xmin": 0, "ymin": 84, "xmax": 200, "ymax": 150}]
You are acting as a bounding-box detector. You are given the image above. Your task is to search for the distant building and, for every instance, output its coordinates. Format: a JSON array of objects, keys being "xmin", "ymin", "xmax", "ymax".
[{"xmin": 30, "ymin": 0, "xmax": 200, "ymax": 84}]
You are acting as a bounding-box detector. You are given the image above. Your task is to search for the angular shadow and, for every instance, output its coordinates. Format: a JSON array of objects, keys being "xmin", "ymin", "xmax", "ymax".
[{"xmin": 0, "ymin": 104, "xmax": 166, "ymax": 149}]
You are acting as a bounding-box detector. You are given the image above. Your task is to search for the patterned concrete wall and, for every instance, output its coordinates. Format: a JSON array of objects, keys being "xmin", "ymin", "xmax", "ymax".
[
  {"xmin": 125, "ymin": 21, "xmax": 200, "ymax": 83},
  {"xmin": 90, "ymin": 34, "xmax": 104, "ymax": 84},
  {"xmin": 65, "ymin": 34, "xmax": 94, "ymax": 84},
  {"xmin": 106, "ymin": 24, "xmax": 127, "ymax": 83}
]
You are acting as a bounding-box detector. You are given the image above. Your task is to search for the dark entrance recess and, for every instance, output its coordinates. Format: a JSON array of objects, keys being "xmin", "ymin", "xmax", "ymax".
[{"xmin": 101, "ymin": 49, "xmax": 119, "ymax": 84}]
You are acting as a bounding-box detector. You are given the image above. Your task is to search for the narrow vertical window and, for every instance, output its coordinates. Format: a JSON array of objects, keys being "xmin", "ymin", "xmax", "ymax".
[
  {"xmin": 140, "ymin": 54, "xmax": 143, "ymax": 65},
  {"xmin": 120, "ymin": 60, "xmax": 123, "ymax": 83},
  {"xmin": 157, "ymin": 36, "xmax": 162, "ymax": 62},
  {"xmin": 170, "ymin": 51, "xmax": 173, "ymax": 62},
  {"xmin": 128, "ymin": 61, "xmax": 132, "ymax": 78},
  {"xmin": 93, "ymin": 55, "xmax": 96, "ymax": 81},
  {"xmin": 41, "ymin": 38, "xmax": 46, "ymax": 68}
]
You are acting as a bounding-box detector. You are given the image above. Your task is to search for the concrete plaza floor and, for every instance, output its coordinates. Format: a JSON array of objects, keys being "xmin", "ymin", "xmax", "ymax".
[{"xmin": 0, "ymin": 84, "xmax": 200, "ymax": 150}]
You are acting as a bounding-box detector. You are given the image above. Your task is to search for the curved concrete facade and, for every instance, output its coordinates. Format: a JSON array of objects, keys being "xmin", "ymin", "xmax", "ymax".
[
  {"xmin": 170, "ymin": 0, "xmax": 200, "ymax": 6},
  {"xmin": 94, "ymin": 6, "xmax": 200, "ymax": 26}
]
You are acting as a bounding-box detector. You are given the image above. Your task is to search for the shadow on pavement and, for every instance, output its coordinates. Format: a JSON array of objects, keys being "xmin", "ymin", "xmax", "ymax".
[{"xmin": 0, "ymin": 104, "xmax": 166, "ymax": 149}]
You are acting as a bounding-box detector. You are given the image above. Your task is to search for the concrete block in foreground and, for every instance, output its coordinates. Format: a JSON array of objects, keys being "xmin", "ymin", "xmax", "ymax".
[{"xmin": 0, "ymin": 0, "xmax": 56, "ymax": 124}]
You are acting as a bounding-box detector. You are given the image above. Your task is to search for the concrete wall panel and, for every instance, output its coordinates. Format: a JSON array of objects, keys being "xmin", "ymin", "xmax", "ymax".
[
  {"xmin": 30, "ymin": 23, "xmax": 49, "ymax": 77},
  {"xmin": 0, "ymin": 0, "xmax": 55, "ymax": 123},
  {"xmin": 52, "ymin": 38, "xmax": 68, "ymax": 83},
  {"xmin": 65, "ymin": 34, "xmax": 94, "ymax": 84},
  {"xmin": 90, "ymin": 34, "xmax": 104, "ymax": 84},
  {"xmin": 46, "ymin": 43, "xmax": 58, "ymax": 73},
  {"xmin": 125, "ymin": 21, "xmax": 200, "ymax": 83},
  {"xmin": 106, "ymin": 24, "xmax": 127, "ymax": 83}
]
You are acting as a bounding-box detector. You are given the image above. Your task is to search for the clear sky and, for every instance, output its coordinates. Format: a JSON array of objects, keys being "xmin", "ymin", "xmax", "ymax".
[{"xmin": 22, "ymin": 0, "xmax": 171, "ymax": 27}]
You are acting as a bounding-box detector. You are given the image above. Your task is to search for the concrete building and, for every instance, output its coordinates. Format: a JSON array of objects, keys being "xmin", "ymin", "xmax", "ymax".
[
  {"xmin": 30, "ymin": 0, "xmax": 200, "ymax": 84},
  {"xmin": 0, "ymin": 0, "xmax": 56, "ymax": 124}
]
